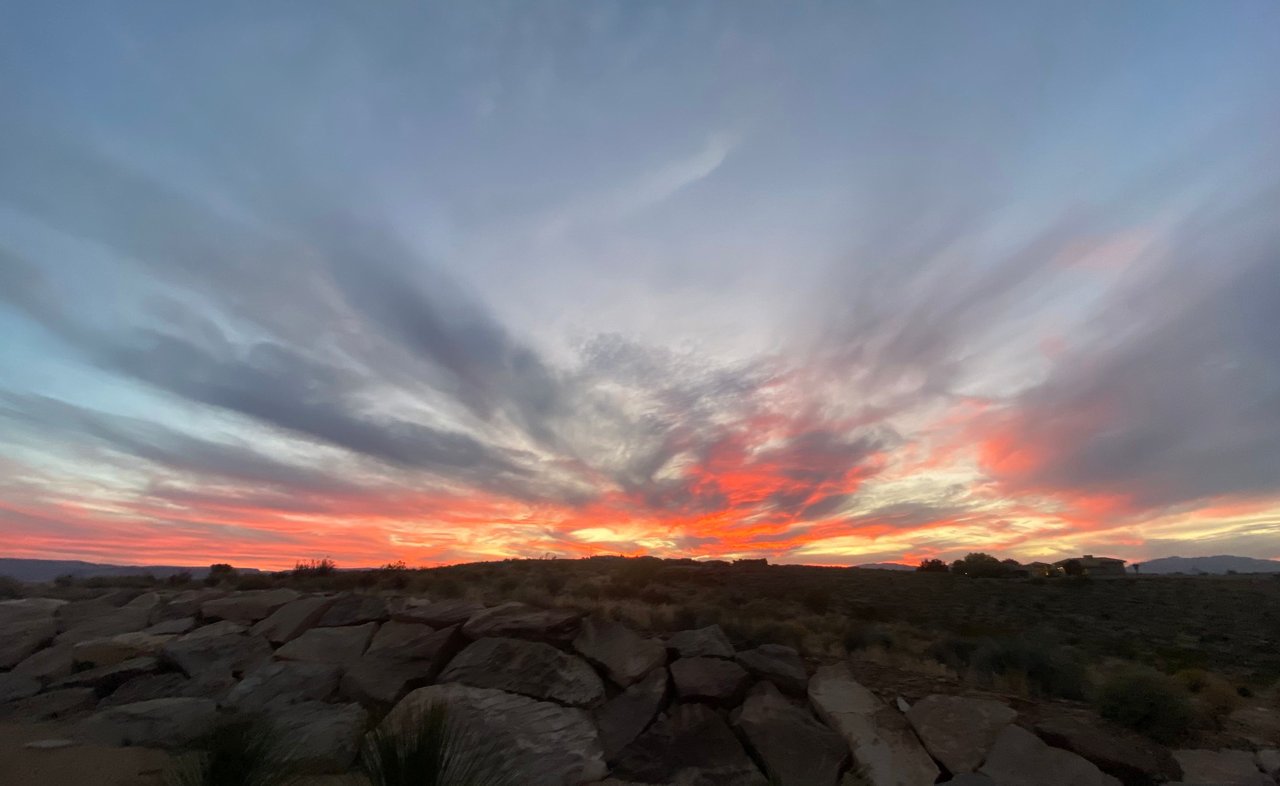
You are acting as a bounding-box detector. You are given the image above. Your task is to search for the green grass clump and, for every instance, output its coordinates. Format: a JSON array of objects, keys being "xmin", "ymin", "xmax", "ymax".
[
  {"xmin": 166, "ymin": 719, "xmax": 297, "ymax": 786},
  {"xmin": 1094, "ymin": 666, "xmax": 1193, "ymax": 744},
  {"xmin": 362, "ymin": 703, "xmax": 515, "ymax": 786}
]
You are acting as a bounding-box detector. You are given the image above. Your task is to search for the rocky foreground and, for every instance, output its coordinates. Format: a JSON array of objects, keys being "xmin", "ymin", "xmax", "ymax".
[{"xmin": 1, "ymin": 589, "xmax": 1276, "ymax": 786}]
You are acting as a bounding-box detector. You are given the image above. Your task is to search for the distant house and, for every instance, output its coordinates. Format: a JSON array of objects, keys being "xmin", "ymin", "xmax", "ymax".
[
  {"xmin": 1025, "ymin": 561, "xmax": 1056, "ymax": 578},
  {"xmin": 1053, "ymin": 554, "xmax": 1127, "ymax": 577}
]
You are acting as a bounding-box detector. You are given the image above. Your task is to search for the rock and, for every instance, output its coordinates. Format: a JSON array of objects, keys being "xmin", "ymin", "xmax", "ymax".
[
  {"xmin": 613, "ymin": 702, "xmax": 768, "ymax": 785},
  {"xmin": 251, "ymin": 596, "xmax": 335, "ymax": 644},
  {"xmin": 0, "ymin": 598, "xmax": 60, "ymax": 668},
  {"xmin": 390, "ymin": 597, "xmax": 483, "ymax": 627},
  {"xmin": 670, "ymin": 657, "xmax": 751, "ymax": 705},
  {"xmin": 1256, "ymin": 749, "xmax": 1280, "ymax": 779},
  {"xmin": 269, "ymin": 700, "xmax": 368, "ymax": 773},
  {"xmin": 342, "ymin": 626, "xmax": 461, "ymax": 707},
  {"xmin": 144, "ymin": 617, "xmax": 196, "ymax": 635},
  {"xmin": 200, "ymin": 589, "xmax": 301, "ymax": 623},
  {"xmin": 12, "ymin": 642, "xmax": 76, "ymax": 682},
  {"xmin": 736, "ymin": 644, "xmax": 808, "ymax": 696},
  {"xmin": 1034, "ymin": 712, "xmax": 1181, "ymax": 786},
  {"xmin": 227, "ymin": 662, "xmax": 341, "ymax": 711},
  {"xmin": 979, "ymin": 725, "xmax": 1121, "ymax": 786},
  {"xmin": 317, "ymin": 594, "xmax": 389, "ymax": 627},
  {"xmin": 53, "ymin": 656, "xmax": 161, "ymax": 695},
  {"xmin": 101, "ymin": 672, "xmax": 233, "ymax": 707},
  {"xmin": 56, "ymin": 595, "xmax": 157, "ymax": 644},
  {"xmin": 594, "ymin": 667, "xmax": 669, "ymax": 761},
  {"xmin": 0, "ymin": 687, "xmax": 97, "ymax": 720},
  {"xmin": 1171, "ymin": 749, "xmax": 1271, "ymax": 786},
  {"xmin": 439, "ymin": 636, "xmax": 605, "ymax": 707},
  {"xmin": 25, "ymin": 739, "xmax": 78, "ymax": 750},
  {"xmin": 162, "ymin": 629, "xmax": 272, "ymax": 678},
  {"xmin": 162, "ymin": 589, "xmax": 225, "ymax": 619},
  {"xmin": 906, "ymin": 694, "xmax": 1017, "ymax": 774},
  {"xmin": 461, "ymin": 602, "xmax": 582, "ymax": 641},
  {"xmin": 573, "ymin": 617, "xmax": 666, "ymax": 687},
  {"xmin": 733, "ymin": 682, "xmax": 849, "ymax": 786},
  {"xmin": 184, "ymin": 620, "xmax": 249, "ymax": 638},
  {"xmin": 807, "ymin": 663, "xmax": 939, "ymax": 786},
  {"xmin": 77, "ymin": 697, "xmax": 218, "ymax": 748},
  {"xmin": 666, "ymin": 625, "xmax": 735, "ymax": 659},
  {"xmin": 0, "ymin": 672, "xmax": 42, "ymax": 703},
  {"xmin": 72, "ymin": 632, "xmax": 174, "ymax": 668},
  {"xmin": 941, "ymin": 776, "xmax": 996, "ymax": 785},
  {"xmin": 275, "ymin": 622, "xmax": 377, "ymax": 664},
  {"xmin": 384, "ymin": 683, "xmax": 607, "ymax": 785}
]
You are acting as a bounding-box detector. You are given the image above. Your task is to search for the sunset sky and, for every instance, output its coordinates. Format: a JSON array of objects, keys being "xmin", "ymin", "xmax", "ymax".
[{"xmin": 2, "ymin": 2, "xmax": 1279, "ymax": 570}]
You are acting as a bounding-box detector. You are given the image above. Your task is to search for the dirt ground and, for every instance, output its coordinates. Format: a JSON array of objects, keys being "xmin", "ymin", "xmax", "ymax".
[{"xmin": 0, "ymin": 721, "xmax": 171, "ymax": 786}]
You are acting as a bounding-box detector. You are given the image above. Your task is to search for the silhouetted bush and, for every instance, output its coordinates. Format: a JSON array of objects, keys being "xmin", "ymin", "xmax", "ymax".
[
  {"xmin": 0, "ymin": 576, "xmax": 22, "ymax": 598},
  {"xmin": 928, "ymin": 634, "xmax": 1087, "ymax": 699},
  {"xmin": 166, "ymin": 717, "xmax": 295, "ymax": 786},
  {"xmin": 952, "ymin": 553, "xmax": 1011, "ymax": 578},
  {"xmin": 1094, "ymin": 666, "xmax": 1193, "ymax": 743},
  {"xmin": 362, "ymin": 702, "xmax": 516, "ymax": 786},
  {"xmin": 800, "ymin": 587, "xmax": 833, "ymax": 614},
  {"xmin": 292, "ymin": 558, "xmax": 337, "ymax": 578},
  {"xmin": 843, "ymin": 622, "xmax": 894, "ymax": 651},
  {"xmin": 916, "ymin": 559, "xmax": 949, "ymax": 573}
]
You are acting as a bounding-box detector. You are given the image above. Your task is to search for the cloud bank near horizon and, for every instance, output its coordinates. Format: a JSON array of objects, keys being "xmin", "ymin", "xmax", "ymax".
[{"xmin": 2, "ymin": 2, "xmax": 1278, "ymax": 569}]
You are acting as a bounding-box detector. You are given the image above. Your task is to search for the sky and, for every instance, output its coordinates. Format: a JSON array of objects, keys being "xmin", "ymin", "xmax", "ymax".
[{"xmin": 2, "ymin": 2, "xmax": 1279, "ymax": 570}]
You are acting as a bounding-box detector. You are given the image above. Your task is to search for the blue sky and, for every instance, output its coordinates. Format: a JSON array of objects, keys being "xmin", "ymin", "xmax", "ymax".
[{"xmin": 2, "ymin": 2, "xmax": 1278, "ymax": 568}]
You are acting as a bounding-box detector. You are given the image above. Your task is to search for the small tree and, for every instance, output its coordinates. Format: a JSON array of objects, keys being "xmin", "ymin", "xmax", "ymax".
[
  {"xmin": 917, "ymin": 559, "xmax": 949, "ymax": 573},
  {"xmin": 954, "ymin": 553, "xmax": 1007, "ymax": 578}
]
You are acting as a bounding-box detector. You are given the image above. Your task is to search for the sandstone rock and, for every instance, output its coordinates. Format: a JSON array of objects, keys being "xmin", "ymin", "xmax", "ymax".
[
  {"xmin": 144, "ymin": 617, "xmax": 196, "ymax": 635},
  {"xmin": 439, "ymin": 636, "xmax": 605, "ymax": 707},
  {"xmin": 979, "ymin": 725, "xmax": 1121, "ymax": 786},
  {"xmin": 12, "ymin": 642, "xmax": 76, "ymax": 682},
  {"xmin": 73, "ymin": 632, "xmax": 174, "ymax": 668},
  {"xmin": 733, "ymin": 682, "xmax": 849, "ymax": 786},
  {"xmin": 317, "ymin": 593, "xmax": 389, "ymax": 627},
  {"xmin": 0, "ymin": 672, "xmax": 42, "ymax": 703},
  {"xmin": 808, "ymin": 663, "xmax": 939, "ymax": 786},
  {"xmin": 77, "ymin": 697, "xmax": 218, "ymax": 747},
  {"xmin": 183, "ymin": 620, "xmax": 248, "ymax": 638},
  {"xmin": 1034, "ymin": 712, "xmax": 1181, "ymax": 785},
  {"xmin": 269, "ymin": 700, "xmax": 368, "ymax": 773},
  {"xmin": 384, "ymin": 683, "xmax": 607, "ymax": 785},
  {"xmin": 594, "ymin": 667, "xmax": 669, "ymax": 761},
  {"xmin": 343, "ymin": 626, "xmax": 461, "ymax": 707},
  {"xmin": 56, "ymin": 595, "xmax": 158, "ymax": 644},
  {"xmin": 613, "ymin": 702, "xmax": 768, "ymax": 785},
  {"xmin": 161, "ymin": 589, "xmax": 226, "ymax": 619},
  {"xmin": 461, "ymin": 602, "xmax": 581, "ymax": 641},
  {"xmin": 201, "ymin": 589, "xmax": 301, "ymax": 623},
  {"xmin": 736, "ymin": 644, "xmax": 808, "ymax": 696},
  {"xmin": 0, "ymin": 687, "xmax": 96, "ymax": 720},
  {"xmin": 391, "ymin": 597, "xmax": 483, "ymax": 627},
  {"xmin": 941, "ymin": 776, "xmax": 996, "ymax": 785},
  {"xmin": 670, "ymin": 656, "xmax": 751, "ymax": 705},
  {"xmin": 227, "ymin": 662, "xmax": 341, "ymax": 711},
  {"xmin": 906, "ymin": 694, "xmax": 1017, "ymax": 774},
  {"xmin": 251, "ymin": 596, "xmax": 335, "ymax": 644},
  {"xmin": 574, "ymin": 617, "xmax": 666, "ymax": 687},
  {"xmin": 54, "ymin": 656, "xmax": 161, "ymax": 695},
  {"xmin": 1171, "ymin": 749, "xmax": 1271, "ymax": 786},
  {"xmin": 1256, "ymin": 749, "xmax": 1280, "ymax": 779},
  {"xmin": 367, "ymin": 620, "xmax": 436, "ymax": 655},
  {"xmin": 101, "ymin": 672, "xmax": 233, "ymax": 707},
  {"xmin": 162, "ymin": 628, "xmax": 272, "ymax": 678},
  {"xmin": 275, "ymin": 622, "xmax": 377, "ymax": 664},
  {"xmin": 666, "ymin": 625, "xmax": 735, "ymax": 659},
  {"xmin": 0, "ymin": 598, "xmax": 60, "ymax": 668}
]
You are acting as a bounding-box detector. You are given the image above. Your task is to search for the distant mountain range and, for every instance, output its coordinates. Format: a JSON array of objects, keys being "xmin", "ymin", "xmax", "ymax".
[
  {"xmin": 0, "ymin": 558, "xmax": 261, "ymax": 582},
  {"xmin": 855, "ymin": 562, "xmax": 915, "ymax": 571},
  {"xmin": 1136, "ymin": 555, "xmax": 1280, "ymax": 575}
]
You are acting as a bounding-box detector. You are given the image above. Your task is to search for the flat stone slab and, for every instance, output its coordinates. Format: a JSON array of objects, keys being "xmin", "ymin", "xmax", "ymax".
[
  {"xmin": 0, "ymin": 598, "xmax": 61, "ymax": 668},
  {"xmin": 317, "ymin": 594, "xmax": 389, "ymax": 627},
  {"xmin": 1172, "ymin": 749, "xmax": 1272, "ymax": 786},
  {"xmin": 390, "ymin": 598, "xmax": 483, "ymax": 627},
  {"xmin": 0, "ymin": 673, "xmax": 42, "ymax": 704},
  {"xmin": 736, "ymin": 644, "xmax": 808, "ymax": 696},
  {"xmin": 906, "ymin": 694, "xmax": 1017, "ymax": 774},
  {"xmin": 275, "ymin": 622, "xmax": 377, "ymax": 664},
  {"xmin": 162, "ymin": 629, "xmax": 272, "ymax": 678},
  {"xmin": 251, "ymin": 596, "xmax": 336, "ymax": 644},
  {"xmin": 613, "ymin": 702, "xmax": 767, "ymax": 785},
  {"xmin": 343, "ymin": 625, "xmax": 461, "ymax": 707},
  {"xmin": 200, "ymin": 589, "xmax": 301, "ymax": 623},
  {"xmin": 72, "ymin": 632, "xmax": 174, "ymax": 668},
  {"xmin": 594, "ymin": 667, "xmax": 669, "ymax": 761},
  {"xmin": 573, "ymin": 617, "xmax": 666, "ymax": 687},
  {"xmin": 979, "ymin": 725, "xmax": 1122, "ymax": 786},
  {"xmin": 734, "ymin": 683, "xmax": 849, "ymax": 786},
  {"xmin": 384, "ymin": 683, "xmax": 607, "ymax": 785},
  {"xmin": 53, "ymin": 656, "xmax": 161, "ymax": 695},
  {"xmin": 666, "ymin": 625, "xmax": 734, "ymax": 659},
  {"xmin": 439, "ymin": 636, "xmax": 605, "ymax": 707},
  {"xmin": 1034, "ymin": 711, "xmax": 1181, "ymax": 785},
  {"xmin": 0, "ymin": 687, "xmax": 97, "ymax": 721},
  {"xmin": 670, "ymin": 657, "xmax": 751, "ymax": 705},
  {"xmin": 226, "ymin": 662, "xmax": 341, "ymax": 711},
  {"xmin": 461, "ymin": 602, "xmax": 581, "ymax": 641},
  {"xmin": 268, "ymin": 700, "xmax": 368, "ymax": 773},
  {"xmin": 77, "ymin": 697, "xmax": 218, "ymax": 748}
]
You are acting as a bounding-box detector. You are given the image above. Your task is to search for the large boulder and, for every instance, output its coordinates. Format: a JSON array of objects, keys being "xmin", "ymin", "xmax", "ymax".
[
  {"xmin": 251, "ymin": 596, "xmax": 335, "ymax": 644},
  {"xmin": 391, "ymin": 597, "xmax": 484, "ymax": 627},
  {"xmin": 573, "ymin": 617, "xmax": 666, "ymax": 687},
  {"xmin": 461, "ymin": 602, "xmax": 581, "ymax": 641},
  {"xmin": 268, "ymin": 700, "xmax": 368, "ymax": 773},
  {"xmin": 667, "ymin": 625, "xmax": 735, "ymax": 659},
  {"xmin": 439, "ymin": 636, "xmax": 605, "ymax": 707},
  {"xmin": 12, "ymin": 642, "xmax": 76, "ymax": 683},
  {"xmin": 226, "ymin": 662, "xmax": 341, "ymax": 711},
  {"xmin": 275, "ymin": 622, "xmax": 377, "ymax": 664},
  {"xmin": 670, "ymin": 657, "xmax": 751, "ymax": 705},
  {"xmin": 1171, "ymin": 749, "xmax": 1272, "ymax": 786},
  {"xmin": 807, "ymin": 663, "xmax": 939, "ymax": 786},
  {"xmin": 317, "ymin": 593, "xmax": 389, "ymax": 627},
  {"xmin": 101, "ymin": 672, "xmax": 233, "ymax": 707},
  {"xmin": 343, "ymin": 625, "xmax": 462, "ymax": 707},
  {"xmin": 383, "ymin": 683, "xmax": 607, "ymax": 785},
  {"xmin": 612, "ymin": 702, "xmax": 768, "ymax": 785},
  {"xmin": 0, "ymin": 598, "xmax": 62, "ymax": 668},
  {"xmin": 77, "ymin": 697, "xmax": 218, "ymax": 748},
  {"xmin": 53, "ymin": 656, "xmax": 161, "ymax": 695},
  {"xmin": 162, "ymin": 629, "xmax": 272, "ymax": 678},
  {"xmin": 0, "ymin": 687, "xmax": 96, "ymax": 721},
  {"xmin": 906, "ymin": 694, "xmax": 1017, "ymax": 774},
  {"xmin": 0, "ymin": 672, "xmax": 42, "ymax": 704},
  {"xmin": 144, "ymin": 617, "xmax": 197, "ymax": 635},
  {"xmin": 1257, "ymin": 750, "xmax": 1280, "ymax": 780},
  {"xmin": 733, "ymin": 682, "xmax": 849, "ymax": 786},
  {"xmin": 56, "ymin": 594, "xmax": 158, "ymax": 644},
  {"xmin": 1034, "ymin": 712, "xmax": 1181, "ymax": 785},
  {"xmin": 594, "ymin": 667, "xmax": 670, "ymax": 761},
  {"xmin": 161, "ymin": 589, "xmax": 226, "ymax": 619},
  {"xmin": 72, "ymin": 632, "xmax": 175, "ymax": 668},
  {"xmin": 979, "ymin": 725, "xmax": 1121, "ymax": 786},
  {"xmin": 736, "ymin": 644, "xmax": 808, "ymax": 696},
  {"xmin": 200, "ymin": 589, "xmax": 301, "ymax": 623}
]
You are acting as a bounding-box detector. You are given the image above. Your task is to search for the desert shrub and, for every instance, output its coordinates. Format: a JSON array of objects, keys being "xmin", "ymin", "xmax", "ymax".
[
  {"xmin": 843, "ymin": 622, "xmax": 894, "ymax": 652},
  {"xmin": 1174, "ymin": 668, "xmax": 1210, "ymax": 693},
  {"xmin": 233, "ymin": 573, "xmax": 274, "ymax": 591},
  {"xmin": 292, "ymin": 558, "xmax": 336, "ymax": 578},
  {"xmin": 166, "ymin": 718, "xmax": 294, "ymax": 786},
  {"xmin": 1188, "ymin": 674, "xmax": 1242, "ymax": 728},
  {"xmin": 363, "ymin": 703, "xmax": 516, "ymax": 786},
  {"xmin": 1094, "ymin": 666, "xmax": 1193, "ymax": 744},
  {"xmin": 433, "ymin": 577, "xmax": 465, "ymax": 599},
  {"xmin": 917, "ymin": 559, "xmax": 949, "ymax": 573},
  {"xmin": 928, "ymin": 634, "xmax": 1086, "ymax": 699},
  {"xmin": 0, "ymin": 576, "xmax": 22, "ymax": 599},
  {"xmin": 541, "ymin": 572, "xmax": 567, "ymax": 596},
  {"xmin": 613, "ymin": 558, "xmax": 663, "ymax": 591},
  {"xmin": 952, "ymin": 553, "xmax": 1009, "ymax": 578},
  {"xmin": 166, "ymin": 572, "xmax": 194, "ymax": 587},
  {"xmin": 54, "ymin": 574, "xmax": 75, "ymax": 587},
  {"xmin": 639, "ymin": 585, "xmax": 676, "ymax": 605},
  {"xmin": 800, "ymin": 587, "xmax": 833, "ymax": 614},
  {"xmin": 496, "ymin": 575, "xmax": 520, "ymax": 594}
]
